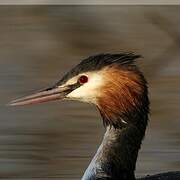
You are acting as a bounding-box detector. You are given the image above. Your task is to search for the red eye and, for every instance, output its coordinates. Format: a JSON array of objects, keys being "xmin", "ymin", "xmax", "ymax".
[{"xmin": 78, "ymin": 75, "xmax": 88, "ymax": 84}]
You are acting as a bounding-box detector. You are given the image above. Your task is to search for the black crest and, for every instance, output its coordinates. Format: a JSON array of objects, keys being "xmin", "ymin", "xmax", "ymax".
[{"xmin": 58, "ymin": 53, "xmax": 141, "ymax": 85}]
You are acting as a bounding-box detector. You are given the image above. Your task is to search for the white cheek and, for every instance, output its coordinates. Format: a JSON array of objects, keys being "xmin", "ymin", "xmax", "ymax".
[{"xmin": 66, "ymin": 73, "xmax": 103, "ymax": 103}]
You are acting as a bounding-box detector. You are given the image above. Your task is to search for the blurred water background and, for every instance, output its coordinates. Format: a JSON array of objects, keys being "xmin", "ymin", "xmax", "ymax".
[{"xmin": 0, "ymin": 5, "xmax": 180, "ymax": 179}]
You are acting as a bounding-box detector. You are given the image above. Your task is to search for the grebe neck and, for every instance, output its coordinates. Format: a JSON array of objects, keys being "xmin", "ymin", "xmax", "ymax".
[{"xmin": 82, "ymin": 118, "xmax": 147, "ymax": 180}]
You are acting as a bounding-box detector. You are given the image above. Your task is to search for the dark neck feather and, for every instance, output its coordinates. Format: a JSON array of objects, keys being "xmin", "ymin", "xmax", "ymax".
[{"xmin": 82, "ymin": 113, "xmax": 148, "ymax": 180}]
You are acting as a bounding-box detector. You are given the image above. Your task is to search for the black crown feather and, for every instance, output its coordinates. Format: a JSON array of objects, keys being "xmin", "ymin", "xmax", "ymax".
[{"xmin": 58, "ymin": 53, "xmax": 141, "ymax": 85}]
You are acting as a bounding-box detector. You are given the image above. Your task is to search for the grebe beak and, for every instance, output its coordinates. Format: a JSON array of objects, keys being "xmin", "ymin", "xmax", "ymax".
[{"xmin": 8, "ymin": 83, "xmax": 79, "ymax": 106}]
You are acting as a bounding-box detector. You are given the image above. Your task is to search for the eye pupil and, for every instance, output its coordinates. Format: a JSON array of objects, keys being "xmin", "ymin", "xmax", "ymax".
[{"xmin": 79, "ymin": 75, "xmax": 88, "ymax": 84}]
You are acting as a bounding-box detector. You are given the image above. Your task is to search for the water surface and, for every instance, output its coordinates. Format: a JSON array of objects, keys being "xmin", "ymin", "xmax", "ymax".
[{"xmin": 0, "ymin": 6, "xmax": 180, "ymax": 179}]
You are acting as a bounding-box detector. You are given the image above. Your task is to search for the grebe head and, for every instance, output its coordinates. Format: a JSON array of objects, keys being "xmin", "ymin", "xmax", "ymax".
[{"xmin": 9, "ymin": 53, "xmax": 149, "ymax": 128}]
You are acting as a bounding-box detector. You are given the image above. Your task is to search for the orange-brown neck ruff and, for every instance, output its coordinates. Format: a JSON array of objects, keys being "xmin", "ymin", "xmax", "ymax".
[{"xmin": 97, "ymin": 65, "xmax": 149, "ymax": 129}]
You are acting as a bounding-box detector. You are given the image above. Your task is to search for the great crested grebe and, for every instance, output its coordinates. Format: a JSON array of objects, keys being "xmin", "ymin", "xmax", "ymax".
[{"xmin": 9, "ymin": 53, "xmax": 180, "ymax": 180}]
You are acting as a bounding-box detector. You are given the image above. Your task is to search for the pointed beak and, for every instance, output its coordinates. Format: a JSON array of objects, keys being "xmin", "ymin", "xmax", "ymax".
[{"xmin": 8, "ymin": 83, "xmax": 79, "ymax": 106}]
